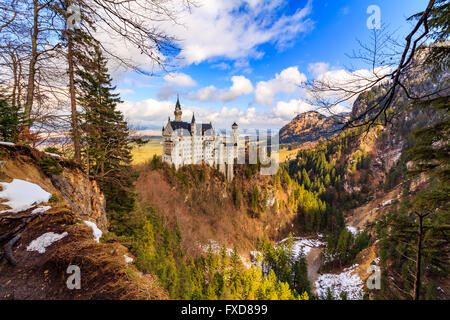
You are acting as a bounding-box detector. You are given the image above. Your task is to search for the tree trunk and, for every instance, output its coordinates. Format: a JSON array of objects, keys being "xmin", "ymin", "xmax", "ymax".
[
  {"xmin": 11, "ymin": 53, "xmax": 17, "ymax": 106},
  {"xmin": 67, "ymin": 30, "xmax": 81, "ymax": 163},
  {"xmin": 24, "ymin": 0, "xmax": 39, "ymax": 125},
  {"xmin": 413, "ymin": 214, "xmax": 424, "ymax": 300}
]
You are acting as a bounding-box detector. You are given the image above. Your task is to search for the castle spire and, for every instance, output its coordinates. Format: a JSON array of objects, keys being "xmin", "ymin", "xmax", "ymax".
[
  {"xmin": 175, "ymin": 94, "xmax": 181, "ymax": 110},
  {"xmin": 191, "ymin": 112, "xmax": 196, "ymax": 123},
  {"xmin": 174, "ymin": 95, "xmax": 182, "ymax": 121}
]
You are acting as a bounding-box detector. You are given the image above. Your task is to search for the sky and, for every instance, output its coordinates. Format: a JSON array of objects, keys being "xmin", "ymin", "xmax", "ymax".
[{"xmin": 112, "ymin": 0, "xmax": 429, "ymax": 132}]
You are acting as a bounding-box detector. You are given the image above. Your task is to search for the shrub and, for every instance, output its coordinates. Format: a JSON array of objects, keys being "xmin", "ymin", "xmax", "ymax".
[
  {"xmin": 149, "ymin": 155, "xmax": 162, "ymax": 170},
  {"xmin": 39, "ymin": 157, "xmax": 64, "ymax": 176},
  {"xmin": 49, "ymin": 194, "xmax": 60, "ymax": 203},
  {"xmin": 43, "ymin": 147, "xmax": 61, "ymax": 155}
]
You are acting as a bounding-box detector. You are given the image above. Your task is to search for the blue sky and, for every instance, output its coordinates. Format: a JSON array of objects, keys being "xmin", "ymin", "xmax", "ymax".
[{"xmin": 113, "ymin": 0, "xmax": 429, "ymax": 132}]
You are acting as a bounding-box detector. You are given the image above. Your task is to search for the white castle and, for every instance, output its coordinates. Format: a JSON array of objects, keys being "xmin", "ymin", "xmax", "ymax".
[{"xmin": 162, "ymin": 97, "xmax": 238, "ymax": 181}]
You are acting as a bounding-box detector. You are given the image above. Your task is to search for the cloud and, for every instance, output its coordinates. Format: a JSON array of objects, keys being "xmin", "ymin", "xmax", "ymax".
[
  {"xmin": 211, "ymin": 62, "xmax": 231, "ymax": 70},
  {"xmin": 307, "ymin": 66, "xmax": 391, "ymax": 105},
  {"xmin": 308, "ymin": 62, "xmax": 330, "ymax": 77},
  {"xmin": 156, "ymin": 72, "xmax": 197, "ymax": 99},
  {"xmin": 317, "ymin": 104, "xmax": 351, "ymax": 116},
  {"xmin": 115, "ymin": 89, "xmax": 135, "ymax": 95},
  {"xmin": 191, "ymin": 75, "xmax": 254, "ymax": 102},
  {"xmin": 163, "ymin": 72, "xmax": 196, "ymax": 87},
  {"xmin": 254, "ymin": 66, "xmax": 307, "ymax": 106},
  {"xmin": 172, "ymin": 0, "xmax": 314, "ymax": 65},
  {"xmin": 118, "ymin": 97, "xmax": 288, "ymax": 130},
  {"xmin": 271, "ymin": 99, "xmax": 315, "ymax": 120},
  {"xmin": 157, "ymin": 85, "xmax": 178, "ymax": 100}
]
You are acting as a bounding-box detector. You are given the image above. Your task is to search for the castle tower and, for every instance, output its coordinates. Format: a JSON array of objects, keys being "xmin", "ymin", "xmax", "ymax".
[
  {"xmin": 231, "ymin": 122, "xmax": 238, "ymax": 145},
  {"xmin": 191, "ymin": 113, "xmax": 196, "ymax": 135},
  {"xmin": 174, "ymin": 95, "xmax": 182, "ymax": 122}
]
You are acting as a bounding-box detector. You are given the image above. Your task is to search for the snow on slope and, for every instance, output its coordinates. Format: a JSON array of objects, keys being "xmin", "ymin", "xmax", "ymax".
[
  {"xmin": 84, "ymin": 220, "xmax": 102, "ymax": 243},
  {"xmin": 27, "ymin": 232, "xmax": 68, "ymax": 254},
  {"xmin": 0, "ymin": 179, "xmax": 51, "ymax": 213},
  {"xmin": 315, "ymin": 264, "xmax": 364, "ymax": 300},
  {"xmin": 0, "ymin": 141, "xmax": 15, "ymax": 146},
  {"xmin": 279, "ymin": 237, "xmax": 325, "ymax": 256},
  {"xmin": 31, "ymin": 206, "xmax": 52, "ymax": 214}
]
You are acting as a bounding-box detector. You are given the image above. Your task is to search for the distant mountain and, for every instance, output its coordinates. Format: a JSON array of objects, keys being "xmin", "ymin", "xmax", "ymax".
[{"xmin": 279, "ymin": 111, "xmax": 345, "ymax": 144}]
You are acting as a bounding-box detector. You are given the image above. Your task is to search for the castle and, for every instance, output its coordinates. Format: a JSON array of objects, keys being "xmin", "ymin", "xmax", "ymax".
[{"xmin": 162, "ymin": 97, "xmax": 238, "ymax": 181}]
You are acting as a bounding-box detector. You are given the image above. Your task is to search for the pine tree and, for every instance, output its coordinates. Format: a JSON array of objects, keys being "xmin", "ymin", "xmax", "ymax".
[
  {"xmin": 75, "ymin": 45, "xmax": 136, "ymax": 230},
  {"xmin": 0, "ymin": 94, "xmax": 22, "ymax": 142},
  {"xmin": 406, "ymin": 97, "xmax": 449, "ymax": 300}
]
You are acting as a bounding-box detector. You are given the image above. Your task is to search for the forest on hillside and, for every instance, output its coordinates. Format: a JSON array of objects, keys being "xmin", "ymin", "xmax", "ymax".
[{"xmin": 0, "ymin": 0, "xmax": 448, "ymax": 301}]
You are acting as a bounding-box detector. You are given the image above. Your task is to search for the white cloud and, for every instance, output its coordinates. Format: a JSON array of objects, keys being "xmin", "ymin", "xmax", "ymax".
[
  {"xmin": 172, "ymin": 0, "xmax": 314, "ymax": 65},
  {"xmin": 307, "ymin": 66, "xmax": 391, "ymax": 105},
  {"xmin": 318, "ymin": 105, "xmax": 351, "ymax": 116},
  {"xmin": 308, "ymin": 62, "xmax": 330, "ymax": 77},
  {"xmin": 163, "ymin": 72, "xmax": 196, "ymax": 87},
  {"xmin": 211, "ymin": 62, "xmax": 231, "ymax": 70},
  {"xmin": 191, "ymin": 75, "xmax": 254, "ymax": 102},
  {"xmin": 254, "ymin": 66, "xmax": 307, "ymax": 106},
  {"xmin": 271, "ymin": 99, "xmax": 315, "ymax": 120},
  {"xmin": 115, "ymin": 89, "xmax": 135, "ymax": 95},
  {"xmin": 118, "ymin": 97, "xmax": 288, "ymax": 130}
]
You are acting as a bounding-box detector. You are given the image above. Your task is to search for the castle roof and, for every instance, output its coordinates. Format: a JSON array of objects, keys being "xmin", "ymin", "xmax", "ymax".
[{"xmin": 168, "ymin": 121, "xmax": 214, "ymax": 136}]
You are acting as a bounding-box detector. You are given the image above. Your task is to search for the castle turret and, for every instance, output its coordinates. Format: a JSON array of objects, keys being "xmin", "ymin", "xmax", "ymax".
[
  {"xmin": 174, "ymin": 95, "xmax": 182, "ymax": 122},
  {"xmin": 231, "ymin": 122, "xmax": 238, "ymax": 145},
  {"xmin": 191, "ymin": 113, "xmax": 196, "ymax": 135}
]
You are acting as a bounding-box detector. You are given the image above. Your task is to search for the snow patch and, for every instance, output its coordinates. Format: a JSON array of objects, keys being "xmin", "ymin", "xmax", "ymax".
[
  {"xmin": 44, "ymin": 152, "xmax": 61, "ymax": 158},
  {"xmin": 315, "ymin": 264, "xmax": 364, "ymax": 300},
  {"xmin": 27, "ymin": 232, "xmax": 68, "ymax": 254},
  {"xmin": 380, "ymin": 199, "xmax": 394, "ymax": 208},
  {"xmin": 31, "ymin": 206, "xmax": 52, "ymax": 215},
  {"xmin": 199, "ymin": 240, "xmax": 233, "ymax": 256},
  {"xmin": 0, "ymin": 179, "xmax": 51, "ymax": 213},
  {"xmin": 346, "ymin": 226, "xmax": 361, "ymax": 235},
  {"xmin": 279, "ymin": 237, "xmax": 325, "ymax": 256},
  {"xmin": 0, "ymin": 141, "xmax": 15, "ymax": 146},
  {"xmin": 84, "ymin": 220, "xmax": 102, "ymax": 243}
]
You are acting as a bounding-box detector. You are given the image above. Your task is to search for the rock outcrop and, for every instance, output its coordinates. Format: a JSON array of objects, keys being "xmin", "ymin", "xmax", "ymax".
[
  {"xmin": 0, "ymin": 143, "xmax": 107, "ymax": 230},
  {"xmin": 279, "ymin": 111, "xmax": 344, "ymax": 144}
]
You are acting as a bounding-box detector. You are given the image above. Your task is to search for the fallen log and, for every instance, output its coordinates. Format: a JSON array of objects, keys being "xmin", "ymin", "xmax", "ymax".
[{"xmin": 4, "ymin": 233, "xmax": 21, "ymax": 265}]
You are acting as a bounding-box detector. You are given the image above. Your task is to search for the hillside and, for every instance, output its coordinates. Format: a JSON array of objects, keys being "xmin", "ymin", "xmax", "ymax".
[
  {"xmin": 0, "ymin": 143, "xmax": 167, "ymax": 299},
  {"xmin": 135, "ymin": 160, "xmax": 302, "ymax": 260},
  {"xmin": 279, "ymin": 111, "xmax": 344, "ymax": 144}
]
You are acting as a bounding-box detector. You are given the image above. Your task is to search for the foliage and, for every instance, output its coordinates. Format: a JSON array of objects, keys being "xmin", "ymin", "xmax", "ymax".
[
  {"xmin": 110, "ymin": 205, "xmax": 306, "ymax": 300},
  {"xmin": 0, "ymin": 94, "xmax": 23, "ymax": 143},
  {"xmin": 76, "ymin": 45, "xmax": 136, "ymax": 229},
  {"xmin": 48, "ymin": 194, "xmax": 60, "ymax": 203},
  {"xmin": 261, "ymin": 235, "xmax": 311, "ymax": 297},
  {"xmin": 39, "ymin": 157, "xmax": 64, "ymax": 176}
]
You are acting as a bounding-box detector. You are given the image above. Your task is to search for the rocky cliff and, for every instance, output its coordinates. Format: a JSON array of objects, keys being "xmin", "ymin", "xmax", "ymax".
[
  {"xmin": 279, "ymin": 111, "xmax": 344, "ymax": 144},
  {"xmin": 0, "ymin": 143, "xmax": 107, "ymax": 230},
  {"xmin": 0, "ymin": 143, "xmax": 166, "ymax": 299}
]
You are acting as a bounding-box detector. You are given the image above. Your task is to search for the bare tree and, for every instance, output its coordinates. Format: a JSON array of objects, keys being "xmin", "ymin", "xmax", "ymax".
[
  {"xmin": 306, "ymin": 0, "xmax": 449, "ymax": 132},
  {"xmin": 0, "ymin": 0, "xmax": 18, "ymax": 33}
]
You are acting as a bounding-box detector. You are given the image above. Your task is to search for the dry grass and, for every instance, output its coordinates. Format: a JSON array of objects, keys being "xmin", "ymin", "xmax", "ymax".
[
  {"xmin": 131, "ymin": 140, "xmax": 162, "ymax": 164},
  {"xmin": 134, "ymin": 162, "xmax": 300, "ymax": 259},
  {"xmin": 279, "ymin": 147, "xmax": 300, "ymax": 163}
]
